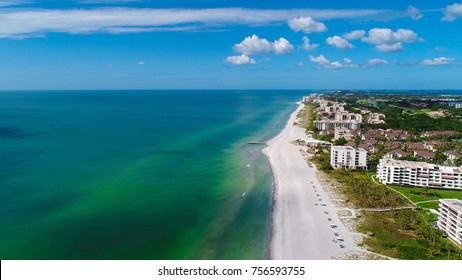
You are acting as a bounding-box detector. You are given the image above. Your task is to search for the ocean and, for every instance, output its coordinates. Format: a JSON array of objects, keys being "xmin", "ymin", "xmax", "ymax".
[{"xmin": 0, "ymin": 90, "xmax": 303, "ymax": 259}]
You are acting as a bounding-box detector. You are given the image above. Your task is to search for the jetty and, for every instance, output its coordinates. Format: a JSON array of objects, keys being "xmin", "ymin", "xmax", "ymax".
[{"xmin": 247, "ymin": 141, "xmax": 267, "ymax": 145}]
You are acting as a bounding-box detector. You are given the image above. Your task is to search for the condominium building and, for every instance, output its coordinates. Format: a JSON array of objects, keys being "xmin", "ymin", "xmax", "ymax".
[
  {"xmin": 330, "ymin": 146, "xmax": 368, "ymax": 170},
  {"xmin": 376, "ymin": 158, "xmax": 462, "ymax": 190},
  {"xmin": 314, "ymin": 118, "xmax": 362, "ymax": 130},
  {"xmin": 437, "ymin": 199, "xmax": 462, "ymax": 247},
  {"xmin": 334, "ymin": 127, "xmax": 359, "ymax": 141}
]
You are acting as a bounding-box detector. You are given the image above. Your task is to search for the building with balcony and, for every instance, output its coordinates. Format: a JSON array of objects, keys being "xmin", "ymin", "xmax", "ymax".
[
  {"xmin": 376, "ymin": 158, "xmax": 462, "ymax": 190},
  {"xmin": 437, "ymin": 199, "xmax": 462, "ymax": 247},
  {"xmin": 330, "ymin": 146, "xmax": 367, "ymax": 170}
]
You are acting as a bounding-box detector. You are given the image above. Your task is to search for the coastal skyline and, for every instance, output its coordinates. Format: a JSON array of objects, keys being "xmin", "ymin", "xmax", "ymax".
[{"xmin": 0, "ymin": 0, "xmax": 461, "ymax": 90}]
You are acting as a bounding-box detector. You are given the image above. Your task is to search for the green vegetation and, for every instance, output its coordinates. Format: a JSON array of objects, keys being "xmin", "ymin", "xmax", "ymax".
[
  {"xmin": 417, "ymin": 201, "xmax": 440, "ymax": 211},
  {"xmin": 319, "ymin": 170, "xmax": 462, "ymax": 259},
  {"xmin": 327, "ymin": 170, "xmax": 408, "ymax": 208},
  {"xmin": 388, "ymin": 185, "xmax": 462, "ymax": 203},
  {"xmin": 333, "ymin": 137, "xmax": 347, "ymax": 146},
  {"xmin": 359, "ymin": 211, "xmax": 461, "ymax": 259},
  {"xmin": 310, "ymin": 150, "xmax": 332, "ymax": 171},
  {"xmin": 297, "ymin": 103, "xmax": 316, "ymax": 131}
]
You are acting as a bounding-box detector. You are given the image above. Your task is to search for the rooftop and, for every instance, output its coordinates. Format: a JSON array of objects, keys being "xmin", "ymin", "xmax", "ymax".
[
  {"xmin": 441, "ymin": 199, "xmax": 462, "ymax": 213},
  {"xmin": 380, "ymin": 158, "xmax": 462, "ymax": 173},
  {"xmin": 332, "ymin": 146, "xmax": 366, "ymax": 152}
]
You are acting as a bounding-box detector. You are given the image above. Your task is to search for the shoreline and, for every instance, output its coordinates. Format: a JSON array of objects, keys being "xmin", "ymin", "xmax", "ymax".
[{"xmin": 263, "ymin": 101, "xmax": 358, "ymax": 259}]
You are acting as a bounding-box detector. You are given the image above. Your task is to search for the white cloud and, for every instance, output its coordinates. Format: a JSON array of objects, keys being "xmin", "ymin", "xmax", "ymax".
[
  {"xmin": 233, "ymin": 34, "xmax": 293, "ymax": 55},
  {"xmin": 273, "ymin": 38, "xmax": 295, "ymax": 55},
  {"xmin": 342, "ymin": 30, "xmax": 365, "ymax": 40},
  {"xmin": 406, "ymin": 6, "xmax": 423, "ymax": 20},
  {"xmin": 367, "ymin": 58, "xmax": 389, "ymax": 66},
  {"xmin": 309, "ymin": 54, "xmax": 329, "ymax": 65},
  {"xmin": 442, "ymin": 3, "xmax": 462, "ymax": 21},
  {"xmin": 0, "ymin": 7, "xmax": 422, "ymax": 38},
  {"xmin": 362, "ymin": 28, "xmax": 418, "ymax": 52},
  {"xmin": 375, "ymin": 42, "xmax": 404, "ymax": 52},
  {"xmin": 136, "ymin": 61, "xmax": 145, "ymax": 65},
  {"xmin": 288, "ymin": 16, "xmax": 327, "ymax": 34},
  {"xmin": 296, "ymin": 61, "xmax": 305, "ymax": 67},
  {"xmin": 362, "ymin": 28, "xmax": 418, "ymax": 45},
  {"xmin": 225, "ymin": 54, "xmax": 256, "ymax": 65},
  {"xmin": 326, "ymin": 35, "xmax": 354, "ymax": 50},
  {"xmin": 420, "ymin": 57, "xmax": 454, "ymax": 66},
  {"xmin": 309, "ymin": 54, "xmax": 356, "ymax": 69},
  {"xmin": 301, "ymin": 36, "xmax": 319, "ymax": 51},
  {"xmin": 233, "ymin": 35, "xmax": 272, "ymax": 55}
]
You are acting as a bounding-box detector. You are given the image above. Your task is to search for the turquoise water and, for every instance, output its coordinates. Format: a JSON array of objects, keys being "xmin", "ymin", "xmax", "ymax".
[{"xmin": 0, "ymin": 90, "xmax": 303, "ymax": 259}]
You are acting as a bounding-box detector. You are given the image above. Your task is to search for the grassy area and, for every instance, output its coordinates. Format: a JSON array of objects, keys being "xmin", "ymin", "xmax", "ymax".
[
  {"xmin": 388, "ymin": 185, "xmax": 462, "ymax": 203},
  {"xmin": 417, "ymin": 201, "xmax": 440, "ymax": 211}
]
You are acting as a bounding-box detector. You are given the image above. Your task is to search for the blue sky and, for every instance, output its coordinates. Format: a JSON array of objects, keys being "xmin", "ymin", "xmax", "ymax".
[{"xmin": 0, "ymin": 0, "xmax": 461, "ymax": 90}]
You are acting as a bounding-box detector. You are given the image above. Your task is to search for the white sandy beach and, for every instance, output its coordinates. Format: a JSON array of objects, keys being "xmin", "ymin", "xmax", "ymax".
[{"xmin": 264, "ymin": 102, "xmax": 357, "ymax": 260}]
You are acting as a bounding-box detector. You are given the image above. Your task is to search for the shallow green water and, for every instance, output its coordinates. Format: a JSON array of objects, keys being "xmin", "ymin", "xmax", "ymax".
[{"xmin": 0, "ymin": 90, "xmax": 303, "ymax": 259}]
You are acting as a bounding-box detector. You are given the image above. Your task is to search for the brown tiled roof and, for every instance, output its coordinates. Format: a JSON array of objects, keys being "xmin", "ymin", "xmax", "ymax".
[
  {"xmin": 384, "ymin": 142, "xmax": 401, "ymax": 148},
  {"xmin": 387, "ymin": 149, "xmax": 409, "ymax": 157},
  {"xmin": 414, "ymin": 150, "xmax": 435, "ymax": 159},
  {"xmin": 345, "ymin": 141, "xmax": 356, "ymax": 147},
  {"xmin": 364, "ymin": 139, "xmax": 379, "ymax": 145},
  {"xmin": 407, "ymin": 143, "xmax": 426, "ymax": 150},
  {"xmin": 444, "ymin": 150, "xmax": 462, "ymax": 159}
]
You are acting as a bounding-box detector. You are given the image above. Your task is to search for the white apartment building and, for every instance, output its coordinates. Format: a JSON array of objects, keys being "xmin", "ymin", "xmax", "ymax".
[
  {"xmin": 438, "ymin": 199, "xmax": 462, "ymax": 247},
  {"xmin": 376, "ymin": 158, "xmax": 462, "ymax": 190},
  {"xmin": 330, "ymin": 146, "xmax": 367, "ymax": 170},
  {"xmin": 334, "ymin": 127, "xmax": 358, "ymax": 140},
  {"xmin": 314, "ymin": 118, "xmax": 362, "ymax": 130}
]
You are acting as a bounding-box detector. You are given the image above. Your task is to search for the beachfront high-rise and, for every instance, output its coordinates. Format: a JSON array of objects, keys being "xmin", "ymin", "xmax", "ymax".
[
  {"xmin": 376, "ymin": 158, "xmax": 462, "ymax": 190},
  {"xmin": 330, "ymin": 146, "xmax": 367, "ymax": 170},
  {"xmin": 437, "ymin": 199, "xmax": 462, "ymax": 247}
]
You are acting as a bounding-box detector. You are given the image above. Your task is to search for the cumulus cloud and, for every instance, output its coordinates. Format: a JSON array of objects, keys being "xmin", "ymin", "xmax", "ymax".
[
  {"xmin": 225, "ymin": 54, "xmax": 256, "ymax": 65},
  {"xmin": 309, "ymin": 54, "xmax": 330, "ymax": 65},
  {"xmin": 367, "ymin": 58, "xmax": 389, "ymax": 66},
  {"xmin": 375, "ymin": 42, "xmax": 404, "ymax": 52},
  {"xmin": 362, "ymin": 28, "xmax": 418, "ymax": 52},
  {"xmin": 288, "ymin": 16, "xmax": 327, "ymax": 34},
  {"xmin": 326, "ymin": 35, "xmax": 354, "ymax": 49},
  {"xmin": 442, "ymin": 3, "xmax": 462, "ymax": 21},
  {"xmin": 420, "ymin": 57, "xmax": 454, "ymax": 66},
  {"xmin": 309, "ymin": 54, "xmax": 356, "ymax": 69},
  {"xmin": 301, "ymin": 36, "xmax": 319, "ymax": 51},
  {"xmin": 233, "ymin": 34, "xmax": 293, "ymax": 55},
  {"xmin": 273, "ymin": 38, "xmax": 295, "ymax": 55},
  {"xmin": 406, "ymin": 6, "xmax": 423, "ymax": 20},
  {"xmin": 233, "ymin": 35, "xmax": 272, "ymax": 55},
  {"xmin": 296, "ymin": 61, "xmax": 305, "ymax": 67},
  {"xmin": 342, "ymin": 30, "xmax": 365, "ymax": 40}
]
